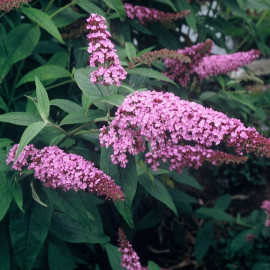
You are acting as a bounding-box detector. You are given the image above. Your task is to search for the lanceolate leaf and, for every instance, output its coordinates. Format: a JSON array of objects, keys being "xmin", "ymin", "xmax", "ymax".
[
  {"xmin": 139, "ymin": 176, "xmax": 177, "ymax": 215},
  {"xmin": 15, "ymin": 121, "xmax": 47, "ymax": 160},
  {"xmin": 7, "ymin": 24, "xmax": 40, "ymax": 64},
  {"xmin": 35, "ymin": 76, "xmax": 50, "ymax": 120},
  {"xmin": 76, "ymin": 0, "xmax": 105, "ymax": 17},
  {"xmin": 103, "ymin": 0, "xmax": 126, "ymax": 21},
  {"xmin": 0, "ymin": 175, "xmax": 13, "ymax": 221},
  {"xmin": 195, "ymin": 222, "xmax": 213, "ymax": 262},
  {"xmin": 17, "ymin": 65, "xmax": 71, "ymax": 87},
  {"xmin": 9, "ymin": 191, "xmax": 53, "ymax": 270},
  {"xmin": 0, "ymin": 112, "xmax": 42, "ymax": 126},
  {"xmin": 127, "ymin": 68, "xmax": 176, "ymax": 85},
  {"xmin": 21, "ymin": 7, "xmax": 64, "ymax": 44},
  {"xmin": 101, "ymin": 147, "xmax": 137, "ymax": 228},
  {"xmin": 50, "ymin": 99, "xmax": 82, "ymax": 113},
  {"xmin": 104, "ymin": 244, "xmax": 121, "ymax": 270}
]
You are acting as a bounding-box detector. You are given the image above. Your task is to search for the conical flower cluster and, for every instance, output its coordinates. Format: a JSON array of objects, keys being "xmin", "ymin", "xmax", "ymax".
[
  {"xmin": 0, "ymin": 0, "xmax": 31, "ymax": 11},
  {"xmin": 124, "ymin": 3, "xmax": 190, "ymax": 24},
  {"xmin": 118, "ymin": 228, "xmax": 146, "ymax": 270},
  {"xmin": 100, "ymin": 91, "xmax": 270, "ymax": 172},
  {"xmin": 86, "ymin": 14, "xmax": 127, "ymax": 87},
  {"xmin": 7, "ymin": 144, "xmax": 124, "ymax": 201},
  {"xmin": 164, "ymin": 40, "xmax": 260, "ymax": 86}
]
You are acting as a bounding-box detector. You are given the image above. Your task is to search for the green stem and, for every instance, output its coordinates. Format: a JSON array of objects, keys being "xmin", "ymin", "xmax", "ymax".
[
  {"xmin": 256, "ymin": 10, "xmax": 268, "ymax": 27},
  {"xmin": 47, "ymin": 121, "xmax": 68, "ymax": 135},
  {"xmin": 44, "ymin": 0, "xmax": 55, "ymax": 13},
  {"xmin": 45, "ymin": 79, "xmax": 75, "ymax": 90},
  {"xmin": 50, "ymin": 0, "xmax": 77, "ymax": 18}
]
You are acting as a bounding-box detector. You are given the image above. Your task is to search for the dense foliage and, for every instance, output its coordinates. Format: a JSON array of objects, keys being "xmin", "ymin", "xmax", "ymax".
[{"xmin": 1, "ymin": 0, "xmax": 270, "ymax": 269}]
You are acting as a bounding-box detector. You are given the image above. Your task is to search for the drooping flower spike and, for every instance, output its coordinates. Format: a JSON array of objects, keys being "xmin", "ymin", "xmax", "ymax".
[
  {"xmin": 124, "ymin": 3, "xmax": 190, "ymax": 25},
  {"xmin": 164, "ymin": 40, "xmax": 260, "ymax": 86},
  {"xmin": 118, "ymin": 228, "xmax": 146, "ymax": 270},
  {"xmin": 86, "ymin": 14, "xmax": 127, "ymax": 87},
  {"xmin": 7, "ymin": 144, "xmax": 125, "ymax": 201},
  {"xmin": 0, "ymin": 0, "xmax": 31, "ymax": 11},
  {"xmin": 100, "ymin": 90, "xmax": 270, "ymax": 172}
]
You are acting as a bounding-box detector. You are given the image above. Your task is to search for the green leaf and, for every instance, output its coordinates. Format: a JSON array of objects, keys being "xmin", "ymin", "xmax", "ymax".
[
  {"xmin": 139, "ymin": 176, "xmax": 177, "ymax": 215},
  {"xmin": 35, "ymin": 76, "xmax": 50, "ymax": 120},
  {"xmin": 101, "ymin": 147, "xmax": 137, "ymax": 228},
  {"xmin": 17, "ymin": 65, "xmax": 71, "ymax": 87},
  {"xmin": 196, "ymin": 207, "xmax": 234, "ymax": 223},
  {"xmin": 127, "ymin": 68, "xmax": 176, "ymax": 85},
  {"xmin": 229, "ymin": 229, "xmax": 254, "ymax": 253},
  {"xmin": 136, "ymin": 209, "xmax": 164, "ymax": 231},
  {"xmin": 12, "ymin": 181, "xmax": 24, "ymax": 213},
  {"xmin": 21, "ymin": 7, "xmax": 64, "ymax": 44},
  {"xmin": 7, "ymin": 24, "xmax": 40, "ymax": 64},
  {"xmin": 52, "ymin": 7, "xmax": 82, "ymax": 28},
  {"xmin": 76, "ymin": 0, "xmax": 105, "ymax": 17},
  {"xmin": 0, "ymin": 176, "xmax": 13, "ymax": 221},
  {"xmin": 60, "ymin": 109, "xmax": 106, "ymax": 126},
  {"xmin": 50, "ymin": 99, "xmax": 81, "ymax": 113},
  {"xmin": 214, "ymin": 194, "xmax": 231, "ymax": 211},
  {"xmin": 0, "ymin": 24, "xmax": 9, "ymax": 82},
  {"xmin": 48, "ymin": 239, "xmax": 75, "ymax": 270},
  {"xmin": 0, "ymin": 153, "xmax": 11, "ymax": 171},
  {"xmin": 153, "ymin": 0, "xmax": 177, "ymax": 10},
  {"xmin": 15, "ymin": 121, "xmax": 47, "ymax": 160},
  {"xmin": 50, "ymin": 211, "xmax": 109, "ymax": 244},
  {"xmin": 103, "ymin": 0, "xmax": 126, "ymax": 21},
  {"xmin": 125, "ymin": 42, "xmax": 136, "ymax": 62},
  {"xmin": 147, "ymin": 261, "xmax": 160, "ymax": 270},
  {"xmin": 95, "ymin": 95, "xmax": 125, "ymax": 107},
  {"xmin": 0, "ymin": 112, "xmax": 42, "ymax": 126},
  {"xmin": 0, "ymin": 222, "xmax": 10, "ymax": 270},
  {"xmin": 9, "ymin": 191, "xmax": 53, "ymax": 270},
  {"xmin": 176, "ymin": 0, "xmax": 197, "ymax": 31},
  {"xmin": 104, "ymin": 244, "xmax": 121, "ymax": 270},
  {"xmin": 195, "ymin": 222, "xmax": 213, "ymax": 262},
  {"xmin": 74, "ymin": 67, "xmax": 117, "ymax": 111},
  {"xmin": 171, "ymin": 170, "xmax": 203, "ymax": 191}
]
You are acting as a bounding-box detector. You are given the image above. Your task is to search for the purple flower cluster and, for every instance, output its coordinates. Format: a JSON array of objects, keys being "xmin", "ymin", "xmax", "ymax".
[
  {"xmin": 124, "ymin": 3, "xmax": 190, "ymax": 24},
  {"xmin": 261, "ymin": 200, "xmax": 270, "ymax": 227},
  {"xmin": 86, "ymin": 14, "xmax": 127, "ymax": 87},
  {"xmin": 0, "ymin": 0, "xmax": 31, "ymax": 11},
  {"xmin": 7, "ymin": 144, "xmax": 124, "ymax": 201},
  {"xmin": 99, "ymin": 90, "xmax": 270, "ymax": 172},
  {"xmin": 164, "ymin": 40, "xmax": 213, "ymax": 86},
  {"xmin": 118, "ymin": 228, "xmax": 146, "ymax": 270},
  {"xmin": 164, "ymin": 40, "xmax": 260, "ymax": 86}
]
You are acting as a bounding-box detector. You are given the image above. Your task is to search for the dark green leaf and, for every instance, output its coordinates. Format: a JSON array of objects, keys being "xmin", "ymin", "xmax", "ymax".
[
  {"xmin": 147, "ymin": 261, "xmax": 160, "ymax": 270},
  {"xmin": 9, "ymin": 192, "xmax": 53, "ymax": 270},
  {"xmin": 0, "ymin": 112, "xmax": 42, "ymax": 126},
  {"xmin": 125, "ymin": 42, "xmax": 136, "ymax": 62},
  {"xmin": 52, "ymin": 7, "xmax": 82, "ymax": 28},
  {"xmin": 7, "ymin": 24, "xmax": 40, "ymax": 64},
  {"xmin": 176, "ymin": 0, "xmax": 197, "ymax": 31},
  {"xmin": 76, "ymin": 0, "xmax": 105, "ymax": 17},
  {"xmin": 50, "ymin": 211, "xmax": 109, "ymax": 244},
  {"xmin": 101, "ymin": 147, "xmax": 137, "ymax": 228},
  {"xmin": 127, "ymin": 68, "xmax": 176, "ymax": 85},
  {"xmin": 60, "ymin": 109, "xmax": 106, "ymax": 126},
  {"xmin": 139, "ymin": 176, "xmax": 177, "ymax": 215},
  {"xmin": 50, "ymin": 99, "xmax": 81, "ymax": 113},
  {"xmin": 15, "ymin": 121, "xmax": 47, "ymax": 160},
  {"xmin": 0, "ymin": 176, "xmax": 13, "ymax": 221},
  {"xmin": 104, "ymin": 244, "xmax": 121, "ymax": 270},
  {"xmin": 136, "ymin": 209, "xmax": 164, "ymax": 231},
  {"xmin": 35, "ymin": 76, "xmax": 50, "ymax": 120},
  {"xmin": 17, "ymin": 65, "xmax": 71, "ymax": 87},
  {"xmin": 21, "ymin": 7, "xmax": 64, "ymax": 44},
  {"xmin": 172, "ymin": 170, "xmax": 203, "ymax": 191},
  {"xmin": 12, "ymin": 182, "xmax": 24, "ymax": 212},
  {"xmin": 196, "ymin": 207, "xmax": 234, "ymax": 222},
  {"xmin": 214, "ymin": 194, "xmax": 231, "ymax": 211},
  {"xmin": 103, "ymin": 0, "xmax": 126, "ymax": 21},
  {"xmin": 48, "ymin": 239, "xmax": 75, "ymax": 270},
  {"xmin": 195, "ymin": 222, "xmax": 213, "ymax": 262},
  {"xmin": 0, "ymin": 153, "xmax": 11, "ymax": 171}
]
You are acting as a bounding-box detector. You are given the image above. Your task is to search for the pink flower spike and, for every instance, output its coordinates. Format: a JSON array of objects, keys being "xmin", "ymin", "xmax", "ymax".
[
  {"xmin": 7, "ymin": 144, "xmax": 125, "ymax": 201},
  {"xmin": 100, "ymin": 90, "xmax": 270, "ymax": 172},
  {"xmin": 118, "ymin": 228, "xmax": 146, "ymax": 270},
  {"xmin": 86, "ymin": 14, "xmax": 127, "ymax": 87}
]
